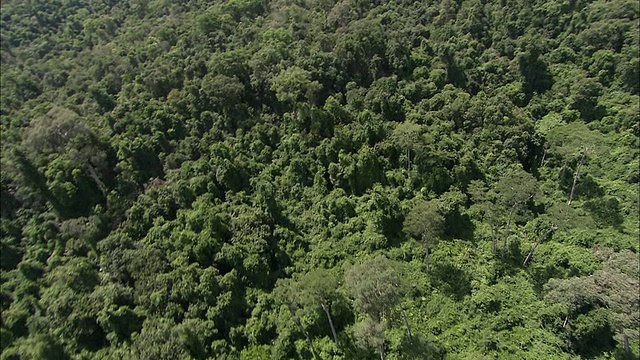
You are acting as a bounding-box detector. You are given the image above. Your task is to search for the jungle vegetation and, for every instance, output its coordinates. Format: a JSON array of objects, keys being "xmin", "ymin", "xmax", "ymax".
[{"xmin": 0, "ymin": 0, "xmax": 638, "ymax": 359}]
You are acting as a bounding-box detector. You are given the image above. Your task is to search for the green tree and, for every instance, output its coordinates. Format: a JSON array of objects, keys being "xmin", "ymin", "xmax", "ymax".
[
  {"xmin": 129, "ymin": 318, "xmax": 193, "ymax": 359},
  {"xmin": 270, "ymin": 66, "xmax": 322, "ymax": 107},
  {"xmin": 468, "ymin": 179, "xmax": 503, "ymax": 254},
  {"xmin": 273, "ymin": 269, "xmax": 343, "ymax": 353},
  {"xmin": 403, "ymin": 200, "xmax": 444, "ymax": 272},
  {"xmin": 19, "ymin": 106, "xmax": 110, "ymax": 217},
  {"xmin": 200, "ymin": 74, "xmax": 246, "ymax": 117},
  {"xmin": 0, "ymin": 334, "xmax": 67, "ymax": 360},
  {"xmin": 299, "ymin": 269, "xmax": 341, "ymax": 348},
  {"xmin": 545, "ymin": 121, "xmax": 602, "ymax": 205},
  {"xmin": 522, "ymin": 216, "xmax": 558, "ymax": 267},
  {"xmin": 345, "ymin": 256, "xmax": 404, "ymax": 360},
  {"xmin": 390, "ymin": 122, "xmax": 423, "ymax": 177},
  {"xmin": 493, "ymin": 168, "xmax": 537, "ymax": 259},
  {"xmin": 272, "ymin": 278, "xmax": 319, "ymax": 358}
]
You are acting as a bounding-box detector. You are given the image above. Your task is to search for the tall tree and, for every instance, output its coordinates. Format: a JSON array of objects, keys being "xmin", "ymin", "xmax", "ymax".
[
  {"xmin": 522, "ymin": 216, "xmax": 558, "ymax": 267},
  {"xmin": 390, "ymin": 121, "xmax": 423, "ymax": 179},
  {"xmin": 345, "ymin": 256, "xmax": 404, "ymax": 360},
  {"xmin": 403, "ymin": 199, "xmax": 444, "ymax": 271},
  {"xmin": 299, "ymin": 269, "xmax": 341, "ymax": 348},
  {"xmin": 20, "ymin": 106, "xmax": 110, "ymax": 217},
  {"xmin": 493, "ymin": 168, "xmax": 537, "ymax": 259},
  {"xmin": 545, "ymin": 122, "xmax": 602, "ymax": 206},
  {"xmin": 468, "ymin": 179, "xmax": 502, "ymax": 254},
  {"xmin": 272, "ymin": 278, "xmax": 318, "ymax": 358}
]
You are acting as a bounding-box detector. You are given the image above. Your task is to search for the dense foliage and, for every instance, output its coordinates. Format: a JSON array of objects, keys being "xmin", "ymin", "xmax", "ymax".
[{"xmin": 1, "ymin": 0, "xmax": 638, "ymax": 358}]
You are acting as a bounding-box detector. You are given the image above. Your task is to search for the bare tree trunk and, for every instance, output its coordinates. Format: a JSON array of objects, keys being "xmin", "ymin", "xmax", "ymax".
[
  {"xmin": 562, "ymin": 316, "xmax": 568, "ymax": 328},
  {"xmin": 568, "ymin": 151, "xmax": 587, "ymax": 205},
  {"xmin": 86, "ymin": 163, "xmax": 107, "ymax": 199},
  {"xmin": 379, "ymin": 343, "xmax": 386, "ymax": 360},
  {"xmin": 624, "ymin": 334, "xmax": 631, "ymax": 354},
  {"xmin": 491, "ymin": 224, "xmax": 499, "ymax": 254},
  {"xmin": 321, "ymin": 301, "xmax": 339, "ymax": 348},
  {"xmin": 502, "ymin": 203, "xmax": 518, "ymax": 259},
  {"xmin": 401, "ymin": 310, "xmax": 412, "ymax": 337},
  {"xmin": 523, "ymin": 227, "xmax": 557, "ymax": 266},
  {"xmin": 405, "ymin": 148, "xmax": 413, "ymax": 187},
  {"xmin": 425, "ymin": 246, "xmax": 431, "ymax": 272}
]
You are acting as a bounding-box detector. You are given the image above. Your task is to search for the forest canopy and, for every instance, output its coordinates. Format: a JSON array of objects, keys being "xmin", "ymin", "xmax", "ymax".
[{"xmin": 0, "ymin": 0, "xmax": 638, "ymax": 359}]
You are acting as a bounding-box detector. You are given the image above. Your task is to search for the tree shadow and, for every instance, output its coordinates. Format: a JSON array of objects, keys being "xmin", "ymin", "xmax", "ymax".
[
  {"xmin": 585, "ymin": 197, "xmax": 624, "ymax": 230},
  {"xmin": 399, "ymin": 333, "xmax": 442, "ymax": 360},
  {"xmin": 443, "ymin": 211, "xmax": 475, "ymax": 241},
  {"xmin": 430, "ymin": 262, "xmax": 472, "ymax": 301},
  {"xmin": 571, "ymin": 311, "xmax": 615, "ymax": 359},
  {"xmin": 520, "ymin": 51, "xmax": 553, "ymax": 102},
  {"xmin": 575, "ymin": 175, "xmax": 605, "ymax": 200}
]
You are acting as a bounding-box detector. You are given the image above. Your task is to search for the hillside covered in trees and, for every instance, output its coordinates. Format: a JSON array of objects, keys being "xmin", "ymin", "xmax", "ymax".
[{"xmin": 1, "ymin": 0, "xmax": 639, "ymax": 358}]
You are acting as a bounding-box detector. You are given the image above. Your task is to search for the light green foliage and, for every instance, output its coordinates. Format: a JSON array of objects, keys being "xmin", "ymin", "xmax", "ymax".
[
  {"xmin": 345, "ymin": 256, "xmax": 404, "ymax": 322},
  {"xmin": 129, "ymin": 318, "xmax": 195, "ymax": 359},
  {"xmin": 345, "ymin": 256, "xmax": 406, "ymax": 359},
  {"xmin": 352, "ymin": 316, "xmax": 385, "ymax": 352},
  {"xmin": 0, "ymin": 334, "xmax": 67, "ymax": 360},
  {"xmin": 493, "ymin": 167, "xmax": 538, "ymax": 207},
  {"xmin": 541, "ymin": 247, "xmax": 639, "ymax": 358},
  {"xmin": 390, "ymin": 121, "xmax": 423, "ymax": 174},
  {"xmin": 403, "ymin": 199, "xmax": 444, "ymax": 270},
  {"xmin": 273, "ymin": 268, "xmax": 343, "ymax": 355},
  {"xmin": 271, "ymin": 66, "xmax": 322, "ymax": 105},
  {"xmin": 404, "ymin": 200, "xmax": 444, "ymax": 241}
]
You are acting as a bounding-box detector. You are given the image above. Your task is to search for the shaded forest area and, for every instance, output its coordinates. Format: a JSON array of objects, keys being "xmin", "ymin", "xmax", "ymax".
[{"xmin": 0, "ymin": 0, "xmax": 638, "ymax": 358}]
